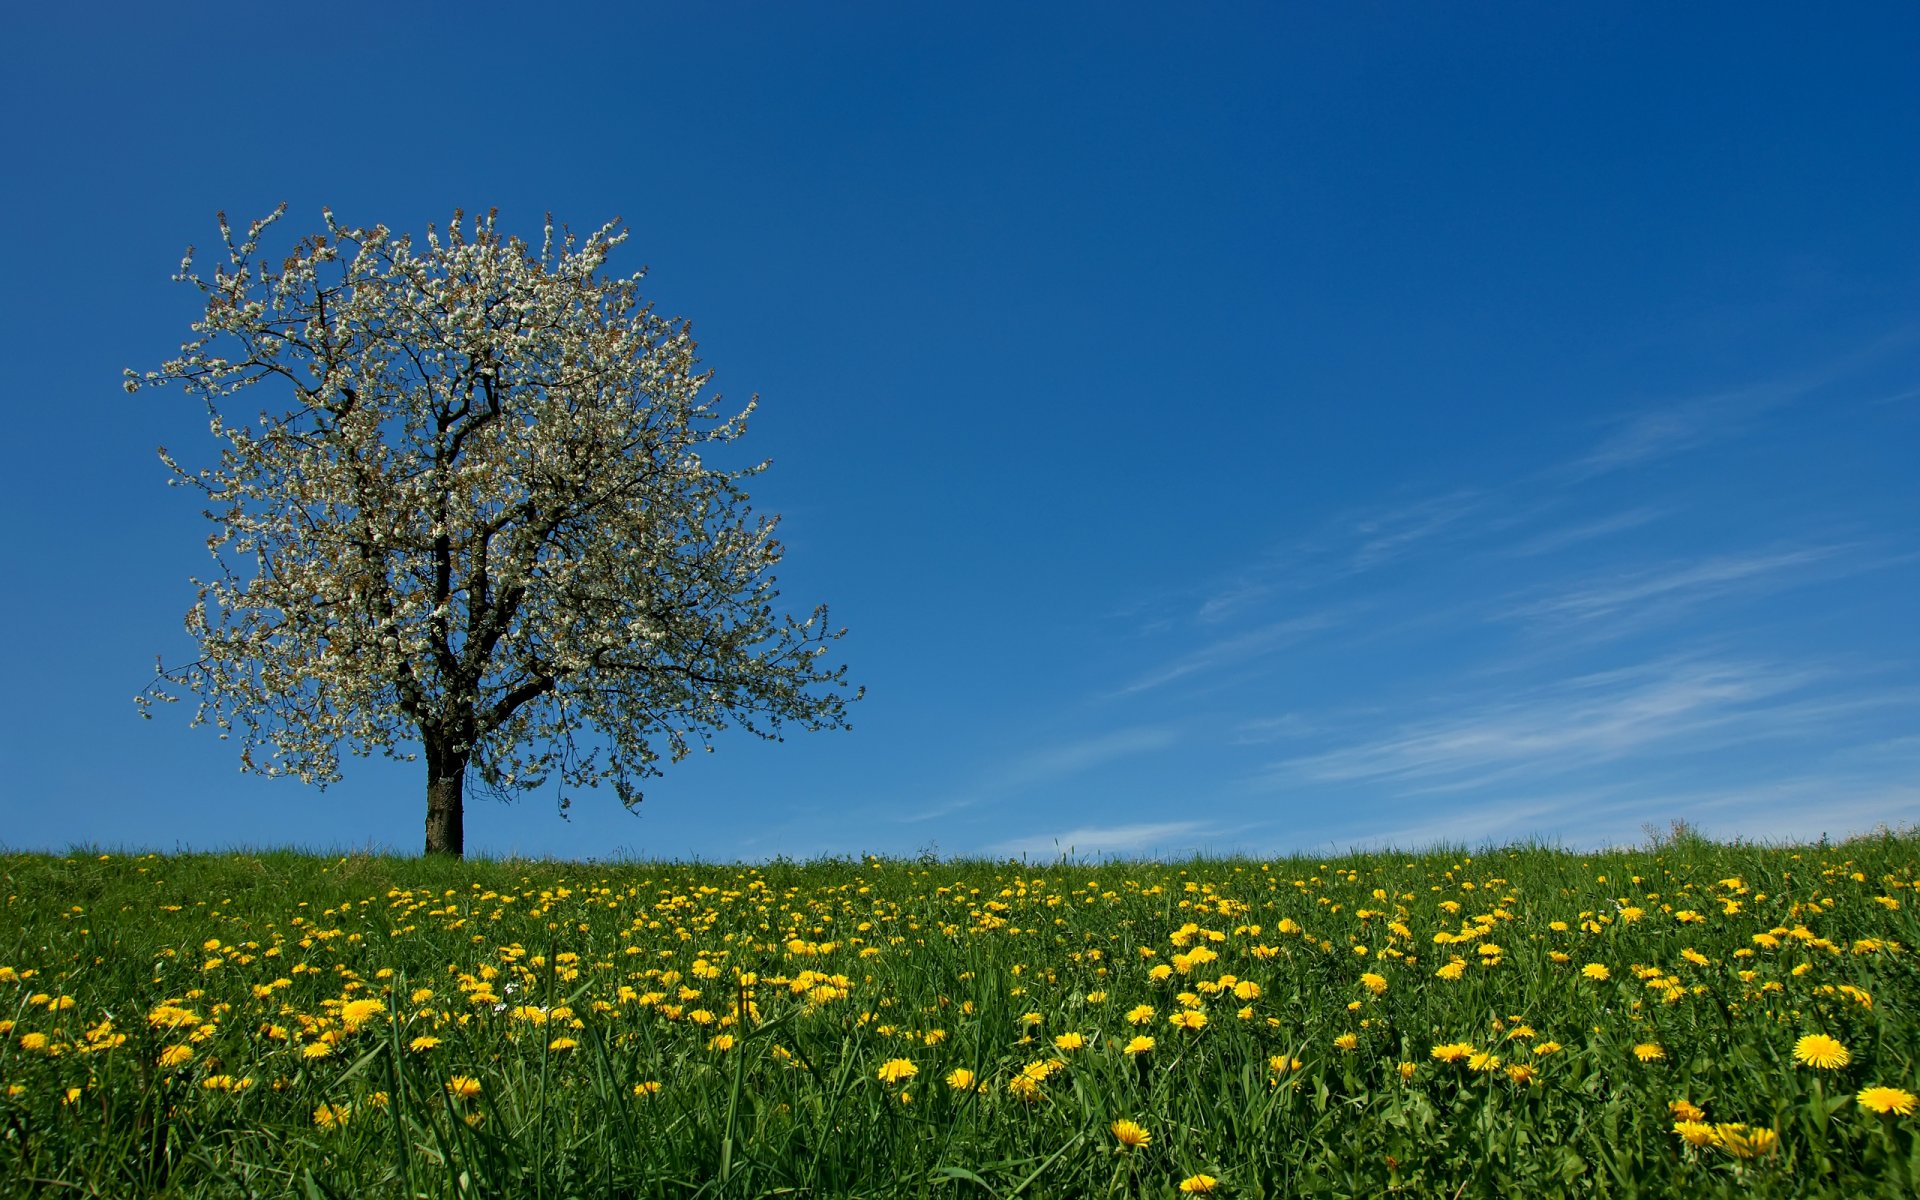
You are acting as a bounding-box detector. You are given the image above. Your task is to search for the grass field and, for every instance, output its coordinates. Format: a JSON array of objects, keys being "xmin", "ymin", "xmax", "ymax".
[{"xmin": 3, "ymin": 829, "xmax": 1917, "ymax": 1197}]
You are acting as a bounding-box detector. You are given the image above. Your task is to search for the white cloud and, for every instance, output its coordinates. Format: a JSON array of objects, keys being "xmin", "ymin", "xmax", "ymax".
[
  {"xmin": 1502, "ymin": 546, "xmax": 1844, "ymax": 632},
  {"xmin": 1267, "ymin": 658, "xmax": 1836, "ymax": 790},
  {"xmin": 987, "ymin": 821, "xmax": 1213, "ymax": 860},
  {"xmin": 1115, "ymin": 613, "xmax": 1342, "ymax": 696},
  {"xmin": 897, "ymin": 726, "xmax": 1179, "ymax": 822},
  {"xmin": 1497, "ymin": 507, "xmax": 1667, "ymax": 558}
]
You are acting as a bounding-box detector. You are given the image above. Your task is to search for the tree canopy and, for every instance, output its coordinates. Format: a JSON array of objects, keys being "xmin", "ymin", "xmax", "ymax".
[{"xmin": 131, "ymin": 206, "xmax": 859, "ymax": 855}]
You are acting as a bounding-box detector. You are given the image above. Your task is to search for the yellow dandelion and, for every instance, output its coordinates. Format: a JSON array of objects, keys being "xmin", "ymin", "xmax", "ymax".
[
  {"xmin": 1169, "ymin": 1010, "xmax": 1207, "ymax": 1032},
  {"xmin": 313, "ymin": 1102, "xmax": 350, "ymax": 1129},
  {"xmin": 1359, "ymin": 972, "xmax": 1387, "ymax": 996},
  {"xmin": 1179, "ymin": 1174, "xmax": 1219, "ymax": 1194},
  {"xmin": 302, "ymin": 1042, "xmax": 334, "ymax": 1060},
  {"xmin": 1857, "ymin": 1086, "xmax": 1917, "ymax": 1116},
  {"xmin": 1434, "ymin": 960, "xmax": 1466, "ymax": 981},
  {"xmin": 339, "ymin": 999, "xmax": 384, "ymax": 1030},
  {"xmin": 157, "ymin": 1045, "xmax": 194, "ymax": 1068},
  {"xmin": 446, "ymin": 1075, "xmax": 482, "ymax": 1100},
  {"xmin": 1792, "ymin": 1033, "xmax": 1850, "ymax": 1069},
  {"xmin": 549, "ymin": 1036, "xmax": 578, "ymax": 1052},
  {"xmin": 1632, "ymin": 1043, "xmax": 1665, "ymax": 1063},
  {"xmin": 876, "ymin": 1058, "xmax": 917, "ymax": 1085},
  {"xmin": 1110, "ymin": 1118, "xmax": 1151, "ymax": 1149},
  {"xmin": 1430, "ymin": 1042, "xmax": 1474, "ymax": 1063},
  {"xmin": 1333, "ymin": 1032, "xmax": 1359, "ymax": 1052},
  {"xmin": 1581, "ymin": 963, "xmax": 1610, "ymax": 981},
  {"xmin": 1468, "ymin": 1051, "xmax": 1502, "ymax": 1073},
  {"xmin": 945, "ymin": 1068, "xmax": 976, "ymax": 1090},
  {"xmin": 706, "ymin": 1032, "xmax": 736, "ymax": 1052},
  {"xmin": 1397, "ymin": 1061, "xmax": 1417, "ymax": 1081},
  {"xmin": 1123, "ymin": 1035, "xmax": 1155, "ymax": 1056},
  {"xmin": 1673, "ymin": 1120, "xmax": 1717, "ymax": 1147},
  {"xmin": 1670, "ymin": 1099, "xmax": 1707, "ymax": 1122},
  {"xmin": 19, "ymin": 1032, "xmax": 50, "ymax": 1052},
  {"xmin": 1053, "ymin": 1031, "xmax": 1086, "ymax": 1052},
  {"xmin": 632, "ymin": 1080, "xmax": 661, "ymax": 1098},
  {"xmin": 1715, "ymin": 1124, "xmax": 1777, "ymax": 1158},
  {"xmin": 408, "ymin": 1035, "xmax": 442, "ymax": 1053}
]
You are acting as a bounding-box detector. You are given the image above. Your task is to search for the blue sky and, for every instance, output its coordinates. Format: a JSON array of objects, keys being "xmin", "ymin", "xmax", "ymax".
[{"xmin": 3, "ymin": 3, "xmax": 1916, "ymax": 860}]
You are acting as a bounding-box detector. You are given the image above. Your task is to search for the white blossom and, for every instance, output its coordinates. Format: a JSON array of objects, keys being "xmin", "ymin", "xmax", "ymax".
[{"xmin": 132, "ymin": 206, "xmax": 860, "ymax": 854}]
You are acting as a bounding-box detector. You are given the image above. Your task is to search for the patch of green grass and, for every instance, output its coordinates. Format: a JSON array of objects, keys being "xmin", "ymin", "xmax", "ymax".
[{"xmin": 2, "ymin": 832, "xmax": 1917, "ymax": 1197}]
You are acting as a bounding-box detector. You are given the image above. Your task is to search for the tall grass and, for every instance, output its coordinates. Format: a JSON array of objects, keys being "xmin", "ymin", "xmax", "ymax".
[{"xmin": 2, "ymin": 832, "xmax": 1915, "ymax": 1197}]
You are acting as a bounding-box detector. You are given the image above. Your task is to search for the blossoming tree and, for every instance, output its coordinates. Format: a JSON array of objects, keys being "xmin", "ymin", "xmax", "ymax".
[{"xmin": 130, "ymin": 206, "xmax": 859, "ymax": 855}]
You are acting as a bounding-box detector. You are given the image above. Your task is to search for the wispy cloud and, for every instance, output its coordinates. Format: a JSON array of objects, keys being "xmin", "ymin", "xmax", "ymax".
[
  {"xmin": 987, "ymin": 821, "xmax": 1214, "ymax": 860},
  {"xmin": 898, "ymin": 726, "xmax": 1179, "ymax": 822},
  {"xmin": 1266, "ymin": 658, "xmax": 1857, "ymax": 792},
  {"xmin": 1114, "ymin": 613, "xmax": 1343, "ymax": 697},
  {"xmin": 1502, "ymin": 546, "xmax": 1846, "ymax": 633},
  {"xmin": 1230, "ymin": 713, "xmax": 1316, "ymax": 744},
  {"xmin": 1347, "ymin": 490, "xmax": 1485, "ymax": 570},
  {"xmin": 1555, "ymin": 330, "xmax": 1920, "ymax": 482},
  {"xmin": 1497, "ymin": 507, "xmax": 1667, "ymax": 558}
]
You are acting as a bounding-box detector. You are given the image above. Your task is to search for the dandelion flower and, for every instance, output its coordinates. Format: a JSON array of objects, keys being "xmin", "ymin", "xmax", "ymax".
[
  {"xmin": 1397, "ymin": 1061, "xmax": 1417, "ymax": 1081},
  {"xmin": 1053, "ymin": 1031, "xmax": 1086, "ymax": 1052},
  {"xmin": 1505, "ymin": 1064, "xmax": 1536, "ymax": 1085},
  {"xmin": 1856, "ymin": 1086, "xmax": 1917, "ymax": 1116},
  {"xmin": 1359, "ymin": 972, "xmax": 1387, "ymax": 996},
  {"xmin": 1792, "ymin": 1033, "xmax": 1850, "ymax": 1069},
  {"xmin": 19, "ymin": 1032, "xmax": 50, "ymax": 1052},
  {"xmin": 1673, "ymin": 1120, "xmax": 1716, "ymax": 1147},
  {"xmin": 1670, "ymin": 1099, "xmax": 1706, "ymax": 1122},
  {"xmin": 446, "ymin": 1075, "xmax": 482, "ymax": 1100},
  {"xmin": 707, "ymin": 1033, "xmax": 735, "ymax": 1052},
  {"xmin": 1434, "ymin": 960, "xmax": 1466, "ymax": 981},
  {"xmin": 156, "ymin": 1044, "xmax": 194, "ymax": 1069},
  {"xmin": 1714, "ymin": 1124, "xmax": 1777, "ymax": 1158},
  {"xmin": 1110, "ymin": 1118, "xmax": 1151, "ymax": 1149},
  {"xmin": 1123, "ymin": 1035, "xmax": 1155, "ymax": 1056},
  {"xmin": 409, "ymin": 1035, "xmax": 442, "ymax": 1053},
  {"xmin": 1430, "ymin": 1042, "xmax": 1474, "ymax": 1064},
  {"xmin": 632, "ymin": 1080, "xmax": 661, "ymax": 1098},
  {"xmin": 946, "ymin": 1068, "xmax": 976, "ymax": 1090},
  {"xmin": 1333, "ymin": 1033, "xmax": 1359, "ymax": 1052},
  {"xmin": 1169, "ymin": 1011, "xmax": 1207, "ymax": 1032},
  {"xmin": 302, "ymin": 1042, "xmax": 334, "ymax": 1060},
  {"xmin": 549, "ymin": 1036, "xmax": 578, "ymax": 1052},
  {"xmin": 313, "ymin": 1102, "xmax": 349, "ymax": 1129},
  {"xmin": 876, "ymin": 1058, "xmax": 918, "ymax": 1084},
  {"xmin": 1582, "ymin": 964, "xmax": 1610, "ymax": 982},
  {"xmin": 340, "ymin": 999, "xmax": 384, "ymax": 1030},
  {"xmin": 1125, "ymin": 1004, "xmax": 1156, "ymax": 1025},
  {"xmin": 1179, "ymin": 1174, "xmax": 1219, "ymax": 1194},
  {"xmin": 1468, "ymin": 1051, "xmax": 1502, "ymax": 1073}
]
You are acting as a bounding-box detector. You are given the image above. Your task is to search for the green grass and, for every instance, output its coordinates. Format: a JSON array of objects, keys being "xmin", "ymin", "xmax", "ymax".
[{"xmin": 2, "ymin": 830, "xmax": 1917, "ymax": 1197}]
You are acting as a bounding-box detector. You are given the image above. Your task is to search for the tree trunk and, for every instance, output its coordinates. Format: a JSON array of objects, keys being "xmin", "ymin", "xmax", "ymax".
[{"xmin": 424, "ymin": 748, "xmax": 466, "ymax": 857}]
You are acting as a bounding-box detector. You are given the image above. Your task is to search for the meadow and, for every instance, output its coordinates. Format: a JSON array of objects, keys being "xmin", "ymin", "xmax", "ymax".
[{"xmin": 2, "ymin": 830, "xmax": 1916, "ymax": 1198}]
